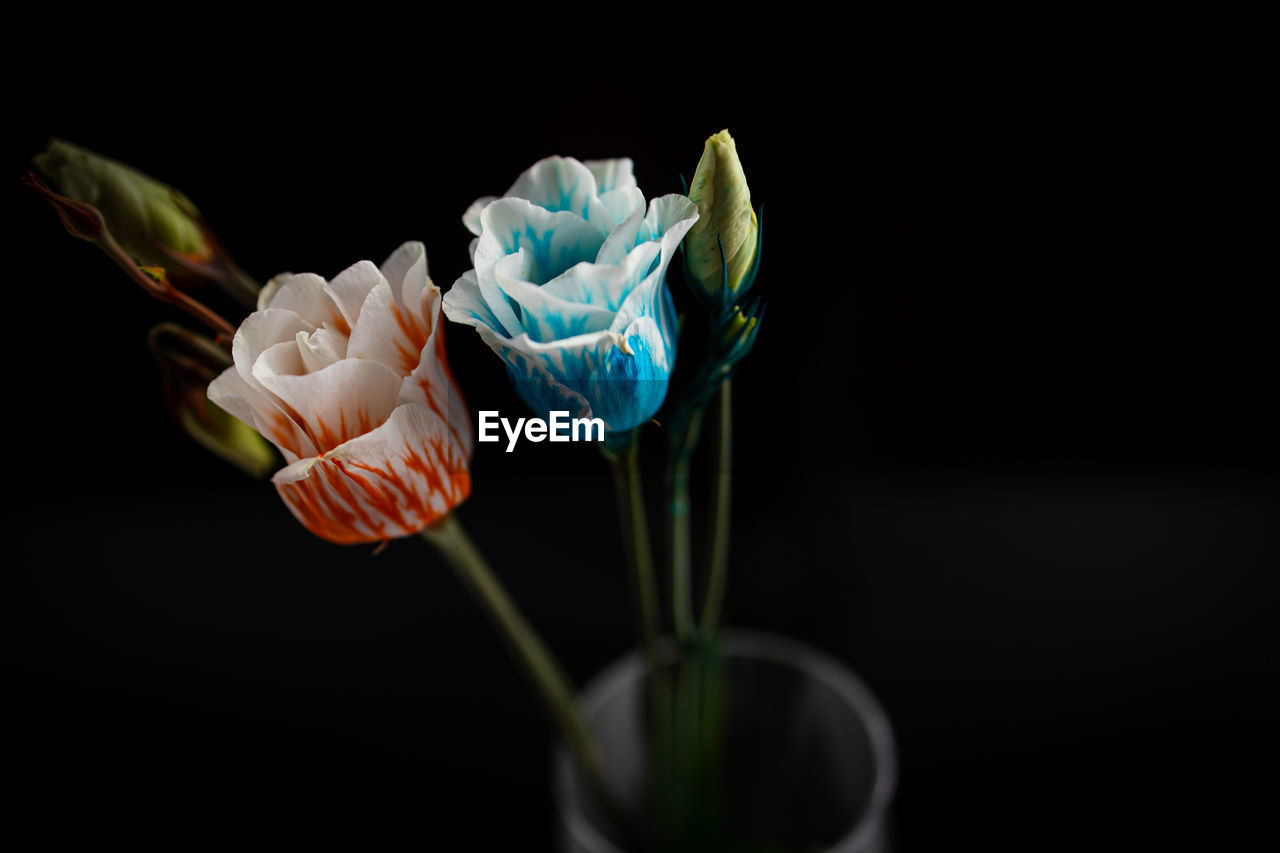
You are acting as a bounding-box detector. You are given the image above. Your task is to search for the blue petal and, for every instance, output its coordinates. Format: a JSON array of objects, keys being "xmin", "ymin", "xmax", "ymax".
[
  {"xmin": 477, "ymin": 325, "xmax": 670, "ymax": 433},
  {"xmin": 476, "ymin": 198, "xmax": 608, "ymax": 284},
  {"xmin": 542, "ymin": 242, "xmax": 661, "ymax": 314},
  {"xmin": 591, "ymin": 332, "xmax": 670, "ymax": 432},
  {"xmin": 493, "ymin": 254, "xmax": 615, "ymax": 342}
]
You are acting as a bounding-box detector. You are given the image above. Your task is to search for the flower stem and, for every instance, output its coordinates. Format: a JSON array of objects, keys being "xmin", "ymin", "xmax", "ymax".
[
  {"xmin": 604, "ymin": 431, "xmax": 661, "ymax": 672},
  {"xmin": 700, "ymin": 380, "xmax": 732, "ymax": 632},
  {"xmin": 667, "ymin": 409, "xmax": 703, "ymax": 644},
  {"xmin": 420, "ymin": 515, "xmax": 605, "ymax": 789},
  {"xmin": 25, "ymin": 172, "xmax": 237, "ymax": 339}
]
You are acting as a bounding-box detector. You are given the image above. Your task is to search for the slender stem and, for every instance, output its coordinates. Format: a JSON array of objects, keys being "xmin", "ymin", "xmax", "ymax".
[
  {"xmin": 420, "ymin": 515, "xmax": 604, "ymax": 784},
  {"xmin": 158, "ymin": 235, "xmax": 262, "ymax": 310},
  {"xmin": 604, "ymin": 433, "xmax": 661, "ymax": 671},
  {"xmin": 700, "ymin": 380, "xmax": 733, "ymax": 632},
  {"xmin": 27, "ymin": 172, "xmax": 237, "ymax": 338},
  {"xmin": 667, "ymin": 409, "xmax": 703, "ymax": 644},
  {"xmin": 98, "ymin": 234, "xmax": 238, "ymax": 338}
]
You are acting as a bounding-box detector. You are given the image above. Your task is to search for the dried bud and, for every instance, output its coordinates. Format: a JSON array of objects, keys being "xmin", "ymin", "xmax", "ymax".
[{"xmin": 33, "ymin": 139, "xmax": 212, "ymax": 271}]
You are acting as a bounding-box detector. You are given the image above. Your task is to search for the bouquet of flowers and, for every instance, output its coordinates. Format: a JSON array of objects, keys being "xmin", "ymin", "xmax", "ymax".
[{"xmin": 26, "ymin": 131, "xmax": 893, "ymax": 852}]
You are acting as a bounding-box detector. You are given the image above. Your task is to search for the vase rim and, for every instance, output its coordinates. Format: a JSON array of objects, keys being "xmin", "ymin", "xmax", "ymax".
[{"xmin": 555, "ymin": 629, "xmax": 898, "ymax": 853}]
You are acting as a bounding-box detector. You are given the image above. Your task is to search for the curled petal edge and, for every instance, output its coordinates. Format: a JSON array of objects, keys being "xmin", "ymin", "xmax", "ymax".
[{"xmin": 272, "ymin": 403, "xmax": 471, "ymax": 545}]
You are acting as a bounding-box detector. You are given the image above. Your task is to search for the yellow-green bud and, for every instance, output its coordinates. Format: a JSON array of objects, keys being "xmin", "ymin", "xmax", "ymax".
[
  {"xmin": 686, "ymin": 129, "xmax": 758, "ymax": 295},
  {"xmin": 179, "ymin": 401, "xmax": 278, "ymax": 480},
  {"xmin": 33, "ymin": 139, "xmax": 211, "ymax": 270},
  {"xmin": 721, "ymin": 303, "xmax": 759, "ymax": 349},
  {"xmin": 149, "ymin": 323, "xmax": 276, "ymax": 479}
]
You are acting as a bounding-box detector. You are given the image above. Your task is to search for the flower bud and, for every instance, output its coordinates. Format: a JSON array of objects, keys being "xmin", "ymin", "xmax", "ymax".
[
  {"xmin": 149, "ymin": 324, "xmax": 276, "ymax": 479},
  {"xmin": 179, "ymin": 397, "xmax": 279, "ymax": 479},
  {"xmin": 686, "ymin": 129, "xmax": 759, "ymax": 297},
  {"xmin": 33, "ymin": 139, "xmax": 212, "ymax": 270}
]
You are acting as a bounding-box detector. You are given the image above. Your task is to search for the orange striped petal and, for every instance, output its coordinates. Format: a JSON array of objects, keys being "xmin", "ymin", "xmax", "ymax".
[
  {"xmin": 400, "ymin": 281, "xmax": 472, "ymax": 457},
  {"xmin": 272, "ymin": 404, "xmax": 471, "ymax": 544}
]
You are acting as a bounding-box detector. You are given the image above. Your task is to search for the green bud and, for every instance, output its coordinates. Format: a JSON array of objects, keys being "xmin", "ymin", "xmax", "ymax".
[
  {"xmin": 686, "ymin": 129, "xmax": 758, "ymax": 296},
  {"xmin": 149, "ymin": 324, "xmax": 276, "ymax": 479},
  {"xmin": 33, "ymin": 139, "xmax": 211, "ymax": 270},
  {"xmin": 179, "ymin": 400, "xmax": 278, "ymax": 480}
]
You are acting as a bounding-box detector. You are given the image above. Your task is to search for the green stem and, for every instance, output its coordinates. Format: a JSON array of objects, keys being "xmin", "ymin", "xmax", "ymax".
[
  {"xmin": 420, "ymin": 515, "xmax": 607, "ymax": 794},
  {"xmin": 604, "ymin": 432, "xmax": 661, "ymax": 672},
  {"xmin": 667, "ymin": 409, "xmax": 703, "ymax": 644},
  {"xmin": 700, "ymin": 380, "xmax": 733, "ymax": 632}
]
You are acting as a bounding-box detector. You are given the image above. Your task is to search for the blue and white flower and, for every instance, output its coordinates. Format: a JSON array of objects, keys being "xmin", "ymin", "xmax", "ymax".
[{"xmin": 443, "ymin": 156, "xmax": 698, "ymax": 433}]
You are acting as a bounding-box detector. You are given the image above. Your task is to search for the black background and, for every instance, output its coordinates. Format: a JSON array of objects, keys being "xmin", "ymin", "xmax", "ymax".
[{"xmin": 5, "ymin": 23, "xmax": 1275, "ymax": 851}]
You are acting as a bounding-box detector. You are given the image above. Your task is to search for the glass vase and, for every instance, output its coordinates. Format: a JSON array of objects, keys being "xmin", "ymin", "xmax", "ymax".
[{"xmin": 553, "ymin": 630, "xmax": 897, "ymax": 852}]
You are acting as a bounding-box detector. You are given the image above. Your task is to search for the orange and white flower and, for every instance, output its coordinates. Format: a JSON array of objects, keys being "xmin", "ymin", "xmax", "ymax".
[{"xmin": 208, "ymin": 242, "xmax": 472, "ymax": 544}]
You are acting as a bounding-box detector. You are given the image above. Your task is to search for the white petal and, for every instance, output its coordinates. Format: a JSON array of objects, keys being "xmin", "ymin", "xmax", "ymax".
[
  {"xmin": 463, "ymin": 196, "xmax": 498, "ymax": 237},
  {"xmin": 253, "ymin": 357, "xmax": 403, "ymax": 454},
  {"xmin": 640, "ymin": 194, "xmax": 701, "ymax": 248},
  {"xmin": 232, "ymin": 308, "xmax": 315, "ymax": 387},
  {"xmin": 324, "ymin": 260, "xmax": 386, "ymax": 329},
  {"xmin": 296, "ymin": 328, "xmax": 346, "ymax": 373},
  {"xmin": 504, "ymin": 156, "xmax": 612, "ymax": 230},
  {"xmin": 261, "ymin": 273, "xmax": 346, "ymax": 330},
  {"xmin": 584, "ymin": 158, "xmax": 636, "ymax": 194},
  {"xmin": 380, "ymin": 241, "xmax": 429, "ymax": 325},
  {"xmin": 597, "ymin": 186, "xmax": 646, "ymax": 232},
  {"xmin": 596, "ymin": 201, "xmax": 647, "ymax": 266},
  {"xmin": 347, "ymin": 280, "xmax": 428, "ymax": 376},
  {"xmin": 610, "ymin": 194, "xmax": 698, "ymax": 339},
  {"xmin": 257, "ymin": 339, "xmax": 306, "ymax": 378},
  {"xmin": 443, "ymin": 269, "xmax": 506, "ymax": 333}
]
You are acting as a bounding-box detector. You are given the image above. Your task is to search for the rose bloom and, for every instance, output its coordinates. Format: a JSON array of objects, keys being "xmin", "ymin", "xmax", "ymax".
[
  {"xmin": 443, "ymin": 156, "xmax": 698, "ymax": 433},
  {"xmin": 208, "ymin": 242, "xmax": 472, "ymax": 544}
]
